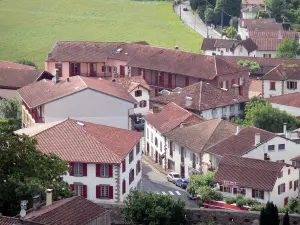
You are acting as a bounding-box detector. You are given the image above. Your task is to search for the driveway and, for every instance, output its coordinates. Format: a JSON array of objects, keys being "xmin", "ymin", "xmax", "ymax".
[{"xmin": 175, "ymin": 1, "xmax": 221, "ymax": 39}]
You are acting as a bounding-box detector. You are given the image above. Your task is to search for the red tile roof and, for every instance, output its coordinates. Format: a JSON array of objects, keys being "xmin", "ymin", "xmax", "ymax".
[
  {"xmin": 25, "ymin": 196, "xmax": 108, "ymax": 225},
  {"xmin": 0, "ymin": 217, "xmax": 41, "ymax": 225},
  {"xmin": 30, "ymin": 119, "xmax": 143, "ymax": 163},
  {"xmin": 206, "ymin": 126, "xmax": 275, "ymax": 156},
  {"xmin": 215, "ymin": 155, "xmax": 284, "ymax": 191},
  {"xmin": 107, "ymin": 43, "xmax": 148, "ymax": 62},
  {"xmin": 144, "ymin": 102, "xmax": 203, "ymax": 134},
  {"xmin": 267, "ymin": 92, "xmax": 300, "ymax": 107},
  {"xmin": 113, "ymin": 76, "xmax": 151, "ymax": 92},
  {"xmin": 164, "ymin": 119, "xmax": 237, "ymax": 153},
  {"xmin": 249, "ymin": 79, "xmax": 262, "ymax": 98},
  {"xmin": 150, "ymin": 82, "xmax": 248, "ymax": 111},
  {"xmin": 251, "ymin": 37, "xmax": 284, "ymax": 51},
  {"xmin": 242, "ymin": 0, "xmax": 264, "ymax": 5},
  {"xmin": 126, "ymin": 45, "xmax": 248, "ymax": 80},
  {"xmin": 0, "ymin": 68, "xmax": 49, "ymax": 89},
  {"xmin": 0, "ymin": 61, "xmax": 36, "ymax": 70},
  {"xmin": 18, "ymin": 76, "xmax": 136, "ymax": 108},
  {"xmin": 239, "ymin": 18, "xmax": 281, "ymax": 29},
  {"xmin": 249, "ymin": 31, "xmax": 298, "ymax": 39},
  {"xmin": 261, "ymin": 65, "xmax": 300, "ymax": 81}
]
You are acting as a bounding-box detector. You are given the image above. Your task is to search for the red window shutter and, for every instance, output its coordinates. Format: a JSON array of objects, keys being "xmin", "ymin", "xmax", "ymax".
[
  {"xmin": 284, "ymin": 183, "xmax": 286, "ymax": 192},
  {"xmin": 69, "ymin": 63, "xmax": 73, "ymax": 76},
  {"xmin": 160, "ymin": 73, "xmax": 164, "ymax": 86},
  {"xmin": 228, "ymin": 187, "xmax": 231, "ymax": 193},
  {"xmin": 185, "ymin": 77, "xmax": 189, "ymax": 86},
  {"xmin": 109, "ymin": 186, "xmax": 114, "ymax": 199},
  {"xmin": 83, "ymin": 163, "xmax": 87, "ymax": 176},
  {"xmin": 96, "ymin": 164, "xmax": 100, "ymax": 177},
  {"xmin": 252, "ymin": 189, "xmax": 255, "ymax": 198},
  {"xmin": 83, "ymin": 185, "xmax": 87, "ymax": 198},
  {"xmin": 122, "ymin": 180, "xmax": 126, "ymax": 194},
  {"xmin": 278, "ymin": 185, "xmax": 280, "ymax": 194},
  {"xmin": 260, "ymin": 191, "xmax": 264, "ymax": 200},
  {"xmin": 96, "ymin": 185, "xmax": 100, "ymax": 198},
  {"xmin": 123, "ymin": 160, "xmax": 126, "ymax": 172},
  {"xmin": 290, "ymin": 181, "xmax": 293, "ymax": 189},
  {"xmin": 102, "ymin": 66, "xmax": 105, "ymax": 72},
  {"xmin": 133, "ymin": 169, "xmax": 135, "ymax": 181},
  {"xmin": 108, "ymin": 165, "xmax": 113, "ymax": 177},
  {"xmin": 233, "ymin": 188, "xmax": 237, "ymax": 194},
  {"xmin": 168, "ymin": 74, "xmax": 172, "ymax": 88},
  {"xmin": 70, "ymin": 184, "xmax": 74, "ymax": 192},
  {"xmin": 70, "ymin": 163, "xmax": 74, "ymax": 176}
]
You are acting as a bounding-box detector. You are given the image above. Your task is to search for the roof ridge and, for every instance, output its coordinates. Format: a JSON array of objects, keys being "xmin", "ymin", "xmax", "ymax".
[
  {"xmin": 202, "ymin": 119, "xmax": 228, "ymax": 150},
  {"xmin": 78, "ymin": 75, "xmax": 88, "ymax": 88}
]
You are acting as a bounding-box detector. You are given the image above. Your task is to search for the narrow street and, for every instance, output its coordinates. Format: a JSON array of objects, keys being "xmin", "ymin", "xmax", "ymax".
[
  {"xmin": 175, "ymin": 1, "xmax": 221, "ymax": 39},
  {"xmin": 141, "ymin": 160, "xmax": 198, "ymax": 208}
]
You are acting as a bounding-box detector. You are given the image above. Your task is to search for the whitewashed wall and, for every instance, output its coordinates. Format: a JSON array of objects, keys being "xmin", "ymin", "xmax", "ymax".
[
  {"xmin": 201, "ymin": 104, "xmax": 244, "ymax": 120},
  {"xmin": 271, "ymin": 103, "xmax": 300, "ymax": 117},
  {"xmin": 130, "ymin": 86, "xmax": 150, "ymax": 115},
  {"xmin": 262, "ymin": 80, "xmax": 283, "ymax": 98}
]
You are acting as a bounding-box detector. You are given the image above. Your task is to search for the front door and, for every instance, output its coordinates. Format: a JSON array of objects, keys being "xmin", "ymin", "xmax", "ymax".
[
  {"xmin": 120, "ymin": 65, "xmax": 125, "ymax": 76},
  {"xmin": 90, "ymin": 63, "xmax": 97, "ymax": 76},
  {"xmin": 155, "ymin": 151, "xmax": 158, "ymax": 163},
  {"xmin": 180, "ymin": 166, "xmax": 185, "ymax": 178}
]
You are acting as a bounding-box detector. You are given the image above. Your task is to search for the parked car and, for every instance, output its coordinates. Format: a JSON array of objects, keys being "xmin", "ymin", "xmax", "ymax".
[
  {"xmin": 186, "ymin": 192, "xmax": 200, "ymax": 200},
  {"xmin": 167, "ymin": 172, "xmax": 181, "ymax": 183},
  {"xmin": 175, "ymin": 178, "xmax": 188, "ymax": 189}
]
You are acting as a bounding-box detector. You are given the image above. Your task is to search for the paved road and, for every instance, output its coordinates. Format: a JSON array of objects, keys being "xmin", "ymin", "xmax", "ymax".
[
  {"xmin": 175, "ymin": 1, "xmax": 221, "ymax": 39},
  {"xmin": 141, "ymin": 160, "xmax": 198, "ymax": 208}
]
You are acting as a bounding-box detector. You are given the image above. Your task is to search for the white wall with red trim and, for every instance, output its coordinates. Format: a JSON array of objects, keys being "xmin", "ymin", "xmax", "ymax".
[
  {"xmin": 262, "ymin": 79, "xmax": 300, "ymax": 98},
  {"xmin": 130, "ymin": 86, "xmax": 150, "ymax": 115}
]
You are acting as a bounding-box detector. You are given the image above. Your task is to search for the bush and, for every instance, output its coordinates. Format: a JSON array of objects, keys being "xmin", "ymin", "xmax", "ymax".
[
  {"xmin": 245, "ymin": 198, "xmax": 258, "ymax": 206},
  {"xmin": 197, "ymin": 186, "xmax": 223, "ymax": 203},
  {"xmin": 250, "ymin": 204, "xmax": 265, "ymax": 211},
  {"xmin": 225, "ymin": 197, "xmax": 236, "ymax": 204},
  {"xmin": 236, "ymin": 199, "xmax": 246, "ymax": 207},
  {"xmin": 15, "ymin": 59, "xmax": 37, "ymax": 68}
]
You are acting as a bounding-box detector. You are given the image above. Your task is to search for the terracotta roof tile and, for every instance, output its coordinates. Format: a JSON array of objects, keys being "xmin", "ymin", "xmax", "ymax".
[
  {"xmin": 249, "ymin": 79, "xmax": 262, "ymax": 98},
  {"xmin": 164, "ymin": 119, "xmax": 237, "ymax": 153},
  {"xmin": 267, "ymin": 92, "xmax": 300, "ymax": 107},
  {"xmin": 206, "ymin": 126, "xmax": 275, "ymax": 156},
  {"xmin": 112, "ymin": 76, "xmax": 151, "ymax": 92},
  {"xmin": 144, "ymin": 102, "xmax": 203, "ymax": 134},
  {"xmin": 0, "ymin": 61, "xmax": 36, "ymax": 70},
  {"xmin": 18, "ymin": 76, "xmax": 136, "ymax": 108},
  {"xmin": 261, "ymin": 65, "xmax": 300, "ymax": 80},
  {"xmin": 249, "ymin": 31, "xmax": 298, "ymax": 38},
  {"xmin": 25, "ymin": 196, "xmax": 108, "ymax": 225},
  {"xmin": 215, "ymin": 155, "xmax": 284, "ymax": 191},
  {"xmin": 251, "ymin": 37, "xmax": 284, "ymax": 51},
  {"xmin": 239, "ymin": 18, "xmax": 280, "ymax": 29},
  {"xmin": 27, "ymin": 119, "xmax": 142, "ymax": 163},
  {"xmin": 107, "ymin": 43, "xmax": 149, "ymax": 62},
  {"xmin": 0, "ymin": 216, "xmax": 40, "ymax": 225},
  {"xmin": 242, "ymin": 0, "xmax": 264, "ymax": 5},
  {"xmin": 151, "ymin": 82, "xmax": 248, "ymax": 111}
]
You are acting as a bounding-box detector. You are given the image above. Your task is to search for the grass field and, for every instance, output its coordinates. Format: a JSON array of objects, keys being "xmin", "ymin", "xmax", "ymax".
[{"xmin": 0, "ymin": 0, "xmax": 203, "ymax": 68}]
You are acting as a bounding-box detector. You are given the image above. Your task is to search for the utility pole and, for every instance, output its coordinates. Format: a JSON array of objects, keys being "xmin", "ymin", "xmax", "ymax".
[
  {"xmin": 206, "ymin": 0, "xmax": 209, "ymax": 38},
  {"xmin": 221, "ymin": 0, "xmax": 224, "ymax": 33},
  {"xmin": 180, "ymin": 7, "xmax": 181, "ymax": 20}
]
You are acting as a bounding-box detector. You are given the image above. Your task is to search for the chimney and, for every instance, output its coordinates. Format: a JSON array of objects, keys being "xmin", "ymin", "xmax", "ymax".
[
  {"xmin": 254, "ymin": 133, "xmax": 260, "ymax": 146},
  {"xmin": 55, "ymin": 69, "xmax": 59, "ymax": 81},
  {"xmin": 283, "ymin": 123, "xmax": 287, "ymax": 135},
  {"xmin": 46, "ymin": 189, "xmax": 53, "ymax": 206},
  {"xmin": 33, "ymin": 195, "xmax": 41, "ymax": 210},
  {"xmin": 185, "ymin": 96, "xmax": 192, "ymax": 107},
  {"xmin": 236, "ymin": 125, "xmax": 241, "ymax": 135}
]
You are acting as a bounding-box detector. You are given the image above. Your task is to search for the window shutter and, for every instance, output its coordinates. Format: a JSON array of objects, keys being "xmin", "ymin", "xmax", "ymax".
[
  {"xmin": 252, "ymin": 189, "xmax": 255, "ymax": 198},
  {"xmin": 278, "ymin": 185, "xmax": 280, "ymax": 194},
  {"xmin": 123, "ymin": 160, "xmax": 126, "ymax": 172},
  {"xmin": 290, "ymin": 181, "xmax": 293, "ymax": 189},
  {"xmin": 96, "ymin": 185, "xmax": 100, "ymax": 198},
  {"xmin": 288, "ymin": 169, "xmax": 290, "ymax": 175},
  {"xmin": 77, "ymin": 63, "xmax": 81, "ymax": 75},
  {"xmin": 70, "ymin": 163, "xmax": 74, "ymax": 176},
  {"xmin": 260, "ymin": 191, "xmax": 264, "ymax": 200},
  {"xmin": 284, "ymin": 183, "xmax": 286, "ymax": 192},
  {"xmin": 96, "ymin": 164, "xmax": 100, "ymax": 177},
  {"xmin": 83, "ymin": 163, "xmax": 87, "ymax": 176},
  {"xmin": 70, "ymin": 184, "xmax": 74, "ymax": 192},
  {"xmin": 109, "ymin": 186, "xmax": 114, "ymax": 199},
  {"xmin": 69, "ymin": 63, "xmax": 73, "ymax": 76},
  {"xmin": 102, "ymin": 66, "xmax": 105, "ymax": 72},
  {"xmin": 83, "ymin": 185, "xmax": 87, "ymax": 198},
  {"xmin": 220, "ymin": 185, "xmax": 223, "ymax": 192},
  {"xmin": 108, "ymin": 165, "xmax": 113, "ymax": 177},
  {"xmin": 233, "ymin": 188, "xmax": 237, "ymax": 194},
  {"xmin": 295, "ymin": 181, "xmax": 297, "ymax": 191}
]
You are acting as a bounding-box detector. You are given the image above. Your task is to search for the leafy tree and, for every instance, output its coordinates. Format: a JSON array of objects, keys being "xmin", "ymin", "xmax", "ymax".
[
  {"xmin": 190, "ymin": 0, "xmax": 199, "ymax": 11},
  {"xmin": 15, "ymin": 59, "xmax": 37, "ymax": 68},
  {"xmin": 259, "ymin": 202, "xmax": 279, "ymax": 225},
  {"xmin": 229, "ymin": 16, "xmax": 239, "ymax": 29},
  {"xmin": 186, "ymin": 172, "xmax": 215, "ymax": 195},
  {"xmin": 214, "ymin": 0, "xmax": 241, "ymax": 25},
  {"xmin": 197, "ymin": 186, "xmax": 223, "ymax": 206},
  {"xmin": 225, "ymin": 26, "xmax": 241, "ymax": 39},
  {"xmin": 205, "ymin": 7, "xmax": 214, "ymax": 23},
  {"xmin": 0, "ymin": 130, "xmax": 72, "ymax": 216},
  {"xmin": 271, "ymin": 0, "xmax": 283, "ymax": 17},
  {"xmin": 283, "ymin": 212, "xmax": 290, "ymax": 225},
  {"xmin": 256, "ymin": 10, "xmax": 270, "ymax": 18},
  {"xmin": 124, "ymin": 189, "xmax": 186, "ymax": 225},
  {"xmin": 0, "ymin": 99, "xmax": 21, "ymax": 130},
  {"xmin": 285, "ymin": 197, "xmax": 300, "ymax": 213},
  {"xmin": 276, "ymin": 38, "xmax": 300, "ymax": 58},
  {"xmin": 237, "ymin": 60, "xmax": 261, "ymax": 72}
]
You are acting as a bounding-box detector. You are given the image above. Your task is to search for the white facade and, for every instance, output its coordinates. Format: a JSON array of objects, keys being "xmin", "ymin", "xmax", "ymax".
[
  {"xmin": 242, "ymin": 11, "xmax": 257, "ymax": 19},
  {"xmin": 271, "ymin": 103, "xmax": 300, "ymax": 117},
  {"xmin": 238, "ymin": 25, "xmax": 249, "ymax": 40},
  {"xmin": 204, "ymin": 45, "xmax": 250, "ymax": 57},
  {"xmin": 262, "ymin": 80, "xmax": 300, "ymax": 98},
  {"xmin": 250, "ymin": 50, "xmax": 276, "ymax": 58},
  {"xmin": 64, "ymin": 142, "xmax": 142, "ymax": 203},
  {"xmin": 130, "ymin": 86, "xmax": 150, "ymax": 115},
  {"xmin": 201, "ymin": 103, "xmax": 244, "ymax": 120}
]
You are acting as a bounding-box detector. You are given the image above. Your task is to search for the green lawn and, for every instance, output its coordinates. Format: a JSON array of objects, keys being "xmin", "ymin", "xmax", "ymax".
[{"xmin": 0, "ymin": 0, "xmax": 203, "ymax": 69}]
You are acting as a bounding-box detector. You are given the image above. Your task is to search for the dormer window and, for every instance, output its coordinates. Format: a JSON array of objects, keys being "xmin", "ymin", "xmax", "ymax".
[{"xmin": 135, "ymin": 90, "xmax": 142, "ymax": 97}]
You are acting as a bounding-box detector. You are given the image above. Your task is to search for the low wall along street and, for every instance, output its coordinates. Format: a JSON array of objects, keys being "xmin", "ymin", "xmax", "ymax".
[{"xmin": 101, "ymin": 203, "xmax": 300, "ymax": 225}]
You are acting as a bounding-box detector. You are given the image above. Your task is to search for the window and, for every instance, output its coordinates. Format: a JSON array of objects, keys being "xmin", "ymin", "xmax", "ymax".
[
  {"xmin": 278, "ymin": 144, "xmax": 285, "ymax": 150},
  {"xmin": 278, "ymin": 171, "xmax": 283, "ymax": 178},
  {"xmin": 135, "ymin": 90, "xmax": 142, "ymax": 97},
  {"xmin": 139, "ymin": 100, "xmax": 147, "ymax": 108},
  {"xmin": 129, "ymin": 169, "xmax": 135, "ymax": 184},
  {"xmin": 223, "ymin": 187, "xmax": 231, "ymax": 193},
  {"xmin": 239, "ymin": 103, "xmax": 245, "ymax": 111},
  {"xmin": 136, "ymin": 160, "xmax": 141, "ymax": 175},
  {"xmin": 226, "ymin": 48, "xmax": 229, "ymax": 52},
  {"xmin": 212, "ymin": 109, "xmax": 217, "ymax": 118},
  {"xmin": 100, "ymin": 164, "xmax": 109, "ymax": 177},
  {"xmin": 122, "ymin": 180, "xmax": 126, "ymax": 194},
  {"xmin": 255, "ymin": 190, "xmax": 261, "ymax": 199},
  {"xmin": 113, "ymin": 66, "xmax": 117, "ymax": 73},
  {"xmin": 100, "ymin": 185, "xmax": 109, "ymax": 198},
  {"xmin": 122, "ymin": 159, "xmax": 126, "ymax": 173},
  {"xmin": 287, "ymin": 81, "xmax": 297, "ymax": 90},
  {"xmin": 239, "ymin": 77, "xmax": 244, "ymax": 86},
  {"xmin": 169, "ymin": 141, "xmax": 173, "ymax": 157},
  {"xmin": 294, "ymin": 180, "xmax": 299, "ymax": 191},
  {"xmin": 155, "ymin": 137, "xmax": 158, "ymax": 147},
  {"xmin": 268, "ymin": 145, "xmax": 275, "ymax": 151},
  {"xmin": 70, "ymin": 63, "xmax": 80, "ymax": 76},
  {"xmin": 263, "ymin": 54, "xmax": 271, "ymax": 58},
  {"xmin": 129, "ymin": 150, "xmax": 134, "ymax": 163},
  {"xmin": 74, "ymin": 183, "xmax": 83, "ymax": 196},
  {"xmin": 136, "ymin": 142, "xmax": 140, "ymax": 155},
  {"xmin": 252, "ymin": 190, "xmax": 264, "ymax": 199},
  {"xmin": 278, "ymin": 183, "xmax": 285, "ymax": 194},
  {"xmin": 74, "ymin": 163, "xmax": 83, "ymax": 176},
  {"xmin": 292, "ymin": 161, "xmax": 298, "ymax": 167},
  {"xmin": 290, "ymin": 181, "xmax": 293, "ymax": 190},
  {"xmin": 270, "ymin": 82, "xmax": 276, "ymax": 90},
  {"xmin": 277, "ymin": 160, "xmax": 285, "ymax": 163}
]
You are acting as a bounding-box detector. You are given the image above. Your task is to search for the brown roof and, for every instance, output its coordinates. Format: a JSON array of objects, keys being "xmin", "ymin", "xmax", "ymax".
[
  {"xmin": 251, "ymin": 37, "xmax": 284, "ymax": 51},
  {"xmin": 164, "ymin": 119, "xmax": 237, "ymax": 153},
  {"xmin": 30, "ymin": 119, "xmax": 142, "ymax": 163},
  {"xmin": 151, "ymin": 82, "xmax": 248, "ymax": 111},
  {"xmin": 206, "ymin": 126, "xmax": 275, "ymax": 156},
  {"xmin": 0, "ymin": 68, "xmax": 48, "ymax": 89},
  {"xmin": 0, "ymin": 217, "xmax": 41, "ymax": 225},
  {"xmin": 25, "ymin": 196, "xmax": 108, "ymax": 225},
  {"xmin": 107, "ymin": 43, "xmax": 148, "ymax": 62},
  {"xmin": 249, "ymin": 79, "xmax": 262, "ymax": 98},
  {"xmin": 215, "ymin": 155, "xmax": 284, "ymax": 191},
  {"xmin": 267, "ymin": 92, "xmax": 300, "ymax": 107},
  {"xmin": 241, "ymin": 38, "xmax": 258, "ymax": 53},
  {"xmin": 242, "ymin": 0, "xmax": 264, "ymax": 5},
  {"xmin": 126, "ymin": 45, "xmax": 248, "ymax": 80},
  {"xmin": 46, "ymin": 41, "xmax": 124, "ymax": 62},
  {"xmin": 18, "ymin": 76, "xmax": 136, "ymax": 108},
  {"xmin": 249, "ymin": 31, "xmax": 298, "ymax": 39},
  {"xmin": 261, "ymin": 65, "xmax": 300, "ymax": 81},
  {"xmin": 239, "ymin": 18, "xmax": 282, "ymax": 31},
  {"xmin": 0, "ymin": 60, "xmax": 36, "ymax": 70},
  {"xmin": 144, "ymin": 102, "xmax": 203, "ymax": 134},
  {"xmin": 114, "ymin": 76, "xmax": 151, "ymax": 92}
]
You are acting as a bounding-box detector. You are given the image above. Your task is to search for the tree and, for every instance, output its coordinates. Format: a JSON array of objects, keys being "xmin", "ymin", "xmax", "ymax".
[
  {"xmin": 276, "ymin": 38, "xmax": 300, "ymax": 58},
  {"xmin": 214, "ymin": 0, "xmax": 241, "ymax": 25},
  {"xmin": 256, "ymin": 10, "xmax": 270, "ymax": 18},
  {"xmin": 283, "ymin": 212, "xmax": 290, "ymax": 225},
  {"xmin": 271, "ymin": 0, "xmax": 283, "ymax": 17},
  {"xmin": 197, "ymin": 186, "xmax": 223, "ymax": 206},
  {"xmin": 237, "ymin": 60, "xmax": 261, "ymax": 72},
  {"xmin": 0, "ymin": 130, "xmax": 72, "ymax": 216},
  {"xmin": 229, "ymin": 16, "xmax": 239, "ymax": 29},
  {"xmin": 15, "ymin": 59, "xmax": 37, "ymax": 68},
  {"xmin": 186, "ymin": 172, "xmax": 215, "ymax": 195},
  {"xmin": 205, "ymin": 7, "xmax": 214, "ymax": 23},
  {"xmin": 225, "ymin": 26, "xmax": 241, "ymax": 39},
  {"xmin": 285, "ymin": 197, "xmax": 300, "ymax": 213},
  {"xmin": 0, "ymin": 99, "xmax": 21, "ymax": 130},
  {"xmin": 260, "ymin": 202, "xmax": 279, "ymax": 225},
  {"xmin": 124, "ymin": 189, "xmax": 186, "ymax": 225}
]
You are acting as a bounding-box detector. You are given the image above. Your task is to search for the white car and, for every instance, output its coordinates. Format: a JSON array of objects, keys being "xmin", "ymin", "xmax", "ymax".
[{"xmin": 167, "ymin": 172, "xmax": 181, "ymax": 183}]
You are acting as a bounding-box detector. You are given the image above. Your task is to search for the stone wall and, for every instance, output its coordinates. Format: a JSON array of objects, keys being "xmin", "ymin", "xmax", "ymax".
[{"xmin": 100, "ymin": 203, "xmax": 300, "ymax": 225}]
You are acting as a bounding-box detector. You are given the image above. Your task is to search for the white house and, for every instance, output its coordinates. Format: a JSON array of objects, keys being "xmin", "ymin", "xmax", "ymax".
[
  {"xmin": 201, "ymin": 38, "xmax": 257, "ymax": 56},
  {"xmin": 241, "ymin": 5, "xmax": 263, "ymax": 19},
  {"xmin": 241, "ymin": 0, "xmax": 264, "ymax": 9},
  {"xmin": 215, "ymin": 155, "xmax": 299, "ymax": 207},
  {"xmin": 150, "ymin": 82, "xmax": 249, "ymax": 120},
  {"xmin": 261, "ymin": 65, "xmax": 300, "ymax": 98},
  {"xmin": 143, "ymin": 102, "xmax": 203, "ymax": 169},
  {"xmin": 17, "ymin": 75, "xmax": 136, "ymax": 129},
  {"xmin": 15, "ymin": 119, "xmax": 143, "ymax": 203}
]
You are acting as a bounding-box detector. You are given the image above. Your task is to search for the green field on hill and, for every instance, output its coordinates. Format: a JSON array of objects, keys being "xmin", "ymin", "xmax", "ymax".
[{"xmin": 0, "ymin": 0, "xmax": 203, "ymax": 68}]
